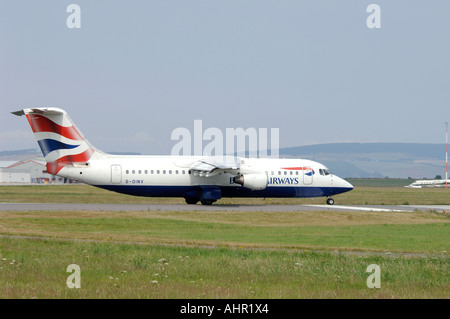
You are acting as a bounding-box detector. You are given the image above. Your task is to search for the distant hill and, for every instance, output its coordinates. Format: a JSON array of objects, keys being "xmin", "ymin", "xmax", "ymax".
[
  {"xmin": 281, "ymin": 143, "xmax": 444, "ymax": 159},
  {"xmin": 0, "ymin": 149, "xmax": 141, "ymax": 161},
  {"xmin": 1, "ymin": 143, "xmax": 447, "ymax": 179},
  {"xmin": 279, "ymin": 143, "xmax": 447, "ymax": 179},
  {"xmin": 0, "ymin": 149, "xmax": 41, "ymax": 161}
]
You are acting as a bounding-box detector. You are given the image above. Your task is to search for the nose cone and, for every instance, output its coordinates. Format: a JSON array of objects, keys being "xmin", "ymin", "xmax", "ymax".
[{"xmin": 335, "ymin": 177, "xmax": 354, "ymax": 194}]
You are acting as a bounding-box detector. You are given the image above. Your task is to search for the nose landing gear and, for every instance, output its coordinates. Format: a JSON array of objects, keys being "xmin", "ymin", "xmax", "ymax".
[{"xmin": 326, "ymin": 197, "xmax": 335, "ymax": 205}]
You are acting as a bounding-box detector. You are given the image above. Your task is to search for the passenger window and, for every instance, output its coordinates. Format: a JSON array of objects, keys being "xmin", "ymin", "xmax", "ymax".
[
  {"xmin": 157, "ymin": 170, "xmax": 160, "ymax": 174},
  {"xmin": 169, "ymin": 170, "xmax": 172, "ymax": 174},
  {"xmin": 145, "ymin": 170, "xmax": 148, "ymax": 174},
  {"xmin": 132, "ymin": 170, "xmax": 135, "ymax": 174},
  {"xmin": 163, "ymin": 170, "xmax": 166, "ymax": 174},
  {"xmin": 176, "ymin": 170, "xmax": 179, "ymax": 174},
  {"xmin": 284, "ymin": 171, "xmax": 287, "ymax": 175},
  {"xmin": 138, "ymin": 170, "xmax": 141, "ymax": 174},
  {"xmin": 126, "ymin": 170, "xmax": 129, "ymax": 174}
]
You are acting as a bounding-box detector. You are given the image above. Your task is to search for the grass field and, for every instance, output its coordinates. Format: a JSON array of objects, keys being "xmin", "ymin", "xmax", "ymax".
[
  {"xmin": 1, "ymin": 237, "xmax": 448, "ymax": 299},
  {"xmin": 0, "ymin": 182, "xmax": 449, "ymax": 298}
]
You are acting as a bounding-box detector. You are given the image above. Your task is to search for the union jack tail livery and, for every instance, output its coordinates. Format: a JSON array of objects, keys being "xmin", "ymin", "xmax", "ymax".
[
  {"xmin": 13, "ymin": 107, "xmax": 352, "ymax": 205},
  {"xmin": 12, "ymin": 108, "xmax": 100, "ymax": 175}
]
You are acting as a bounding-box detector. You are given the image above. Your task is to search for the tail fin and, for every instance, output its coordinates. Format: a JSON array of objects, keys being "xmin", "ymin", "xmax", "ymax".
[{"xmin": 12, "ymin": 108, "xmax": 100, "ymax": 175}]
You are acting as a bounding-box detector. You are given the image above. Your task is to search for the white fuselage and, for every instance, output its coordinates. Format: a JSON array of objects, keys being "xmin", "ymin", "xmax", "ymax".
[{"xmin": 58, "ymin": 154, "xmax": 353, "ymax": 201}]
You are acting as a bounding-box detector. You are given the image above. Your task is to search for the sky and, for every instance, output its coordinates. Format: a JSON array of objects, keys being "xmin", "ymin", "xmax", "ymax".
[{"xmin": 1, "ymin": 1, "xmax": 449, "ymax": 155}]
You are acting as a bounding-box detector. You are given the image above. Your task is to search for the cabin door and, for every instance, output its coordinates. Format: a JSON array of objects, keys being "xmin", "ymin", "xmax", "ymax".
[
  {"xmin": 303, "ymin": 167, "xmax": 314, "ymax": 185},
  {"xmin": 111, "ymin": 165, "xmax": 122, "ymax": 184}
]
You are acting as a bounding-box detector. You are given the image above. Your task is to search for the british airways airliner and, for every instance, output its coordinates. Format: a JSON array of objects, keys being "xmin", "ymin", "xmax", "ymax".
[{"xmin": 13, "ymin": 108, "xmax": 353, "ymax": 205}]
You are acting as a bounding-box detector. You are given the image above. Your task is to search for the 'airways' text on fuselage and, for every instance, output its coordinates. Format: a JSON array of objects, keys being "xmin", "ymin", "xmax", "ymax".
[{"xmin": 269, "ymin": 177, "xmax": 299, "ymax": 185}]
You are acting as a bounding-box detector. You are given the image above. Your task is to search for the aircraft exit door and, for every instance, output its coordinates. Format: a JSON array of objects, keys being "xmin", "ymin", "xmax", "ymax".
[
  {"xmin": 111, "ymin": 165, "xmax": 122, "ymax": 184},
  {"xmin": 303, "ymin": 167, "xmax": 314, "ymax": 185}
]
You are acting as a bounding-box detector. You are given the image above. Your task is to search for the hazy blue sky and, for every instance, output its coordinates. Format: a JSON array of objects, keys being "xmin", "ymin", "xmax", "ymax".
[{"xmin": 1, "ymin": 1, "xmax": 449, "ymax": 155}]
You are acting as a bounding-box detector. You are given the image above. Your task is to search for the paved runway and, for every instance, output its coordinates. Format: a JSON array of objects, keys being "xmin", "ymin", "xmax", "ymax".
[{"xmin": 1, "ymin": 202, "xmax": 450, "ymax": 213}]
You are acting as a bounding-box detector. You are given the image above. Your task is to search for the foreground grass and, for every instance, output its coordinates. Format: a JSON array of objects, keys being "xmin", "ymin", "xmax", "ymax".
[
  {"xmin": 0, "ymin": 183, "xmax": 449, "ymax": 298},
  {"xmin": 0, "ymin": 237, "xmax": 448, "ymax": 299},
  {"xmin": 0, "ymin": 210, "xmax": 448, "ymax": 254},
  {"xmin": 1, "ymin": 183, "xmax": 450, "ymax": 205}
]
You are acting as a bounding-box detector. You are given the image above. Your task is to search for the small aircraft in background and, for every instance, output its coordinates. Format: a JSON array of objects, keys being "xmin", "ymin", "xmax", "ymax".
[{"xmin": 405, "ymin": 179, "xmax": 449, "ymax": 188}]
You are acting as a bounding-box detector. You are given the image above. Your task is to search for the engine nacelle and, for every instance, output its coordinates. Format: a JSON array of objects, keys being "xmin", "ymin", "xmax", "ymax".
[{"xmin": 233, "ymin": 173, "xmax": 268, "ymax": 190}]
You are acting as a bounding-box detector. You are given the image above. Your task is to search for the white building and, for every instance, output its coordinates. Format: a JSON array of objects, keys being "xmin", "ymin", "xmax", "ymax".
[
  {"xmin": 0, "ymin": 159, "xmax": 72, "ymax": 184},
  {"xmin": 0, "ymin": 171, "xmax": 31, "ymax": 183}
]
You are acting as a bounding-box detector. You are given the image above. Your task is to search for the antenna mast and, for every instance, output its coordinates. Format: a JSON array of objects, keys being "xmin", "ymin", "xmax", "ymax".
[{"xmin": 446, "ymin": 121, "xmax": 448, "ymax": 189}]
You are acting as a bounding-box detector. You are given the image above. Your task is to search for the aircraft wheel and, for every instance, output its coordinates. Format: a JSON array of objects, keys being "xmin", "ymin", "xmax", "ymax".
[
  {"xmin": 326, "ymin": 197, "xmax": 335, "ymax": 205},
  {"xmin": 200, "ymin": 199, "xmax": 215, "ymax": 205},
  {"xmin": 185, "ymin": 198, "xmax": 199, "ymax": 205}
]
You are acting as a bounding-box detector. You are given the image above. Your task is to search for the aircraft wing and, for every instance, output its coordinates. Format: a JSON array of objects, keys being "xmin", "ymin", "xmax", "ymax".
[{"xmin": 189, "ymin": 156, "xmax": 240, "ymax": 177}]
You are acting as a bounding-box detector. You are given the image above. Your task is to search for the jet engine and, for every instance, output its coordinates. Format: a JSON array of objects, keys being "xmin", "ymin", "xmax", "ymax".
[{"xmin": 233, "ymin": 173, "xmax": 268, "ymax": 190}]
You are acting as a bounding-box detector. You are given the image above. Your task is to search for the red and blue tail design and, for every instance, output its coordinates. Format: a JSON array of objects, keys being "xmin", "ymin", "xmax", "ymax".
[{"xmin": 13, "ymin": 108, "xmax": 96, "ymax": 175}]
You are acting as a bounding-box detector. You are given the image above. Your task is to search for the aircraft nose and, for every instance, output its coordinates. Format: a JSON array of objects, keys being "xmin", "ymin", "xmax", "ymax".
[
  {"xmin": 343, "ymin": 179, "xmax": 353, "ymax": 189},
  {"xmin": 335, "ymin": 176, "xmax": 353, "ymax": 192}
]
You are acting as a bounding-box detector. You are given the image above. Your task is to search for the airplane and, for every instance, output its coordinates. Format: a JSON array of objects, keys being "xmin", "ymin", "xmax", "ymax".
[
  {"xmin": 405, "ymin": 179, "xmax": 450, "ymax": 188},
  {"xmin": 12, "ymin": 108, "xmax": 353, "ymax": 205}
]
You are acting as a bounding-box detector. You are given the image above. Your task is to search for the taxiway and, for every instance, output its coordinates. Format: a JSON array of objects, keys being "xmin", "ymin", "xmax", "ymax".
[{"xmin": 1, "ymin": 202, "xmax": 449, "ymax": 213}]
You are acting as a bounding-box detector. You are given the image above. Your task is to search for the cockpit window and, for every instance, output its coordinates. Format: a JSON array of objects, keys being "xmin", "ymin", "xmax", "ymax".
[{"xmin": 319, "ymin": 168, "xmax": 331, "ymax": 176}]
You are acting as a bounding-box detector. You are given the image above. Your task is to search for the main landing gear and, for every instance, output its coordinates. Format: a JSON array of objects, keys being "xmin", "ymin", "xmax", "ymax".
[
  {"xmin": 200, "ymin": 199, "xmax": 215, "ymax": 205},
  {"xmin": 185, "ymin": 198, "xmax": 199, "ymax": 205},
  {"xmin": 184, "ymin": 198, "xmax": 216, "ymax": 205},
  {"xmin": 326, "ymin": 197, "xmax": 335, "ymax": 205}
]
